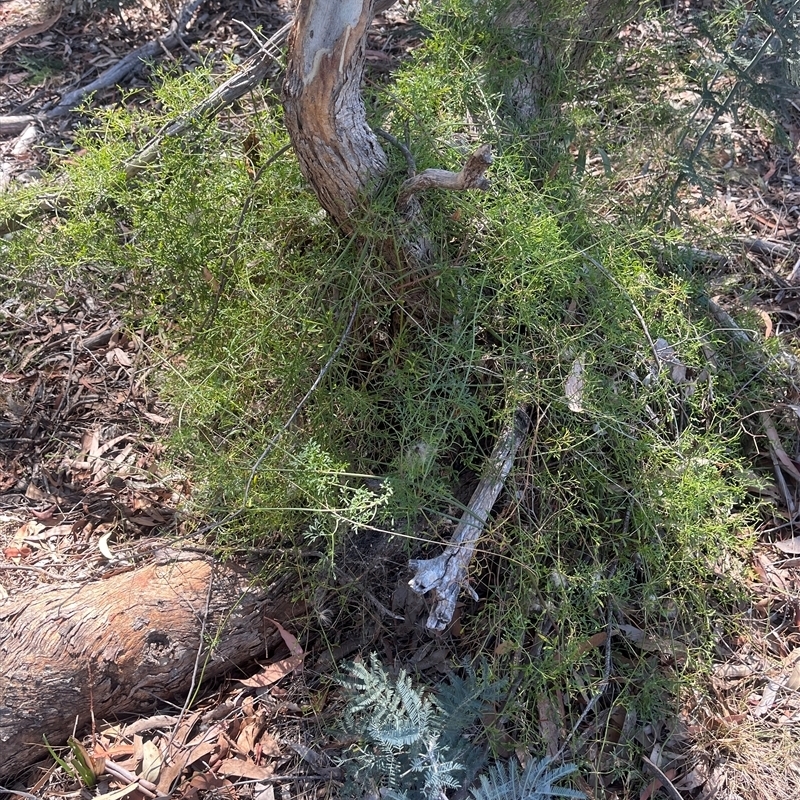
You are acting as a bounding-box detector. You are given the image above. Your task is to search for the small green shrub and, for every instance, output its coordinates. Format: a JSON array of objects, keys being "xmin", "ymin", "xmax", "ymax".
[{"xmin": 337, "ymin": 654, "xmax": 580, "ymax": 800}]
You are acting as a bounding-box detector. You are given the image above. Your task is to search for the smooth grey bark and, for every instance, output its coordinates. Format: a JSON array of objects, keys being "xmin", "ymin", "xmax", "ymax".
[{"xmin": 493, "ymin": 0, "xmax": 636, "ymax": 124}]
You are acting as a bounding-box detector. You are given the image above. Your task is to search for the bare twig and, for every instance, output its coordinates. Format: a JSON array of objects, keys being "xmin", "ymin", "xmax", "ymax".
[
  {"xmin": 0, "ymin": 116, "xmax": 41, "ymax": 137},
  {"xmin": 0, "ymin": 1, "xmax": 282, "ymax": 141},
  {"xmin": 706, "ymin": 297, "xmax": 752, "ymax": 343},
  {"xmin": 1, "ymin": 26, "xmax": 288, "ymax": 235},
  {"xmin": 124, "ymin": 24, "xmax": 289, "ymax": 178},
  {"xmin": 0, "ymin": 563, "xmax": 78, "ymax": 581},
  {"xmin": 376, "ymin": 127, "xmax": 416, "ymax": 176},
  {"xmin": 742, "ymin": 237, "xmax": 793, "ymax": 260},
  {"xmin": 333, "ymin": 564, "xmax": 404, "ymax": 621},
  {"xmin": 397, "ymin": 144, "xmax": 493, "ymax": 213},
  {"xmin": 51, "ymin": 0, "xmax": 205, "ymax": 118},
  {"xmin": 103, "ymin": 760, "xmax": 158, "ymax": 798},
  {"xmin": 408, "ymin": 405, "xmax": 529, "ymax": 631},
  {"xmin": 0, "ymin": 788, "xmax": 40, "ymax": 800},
  {"xmin": 642, "ymin": 756, "xmax": 685, "ymax": 800},
  {"xmin": 789, "ymin": 254, "xmax": 800, "ymax": 284}
]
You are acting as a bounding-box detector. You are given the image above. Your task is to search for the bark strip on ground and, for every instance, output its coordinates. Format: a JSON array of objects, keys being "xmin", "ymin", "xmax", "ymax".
[{"xmin": 408, "ymin": 406, "xmax": 530, "ymax": 631}]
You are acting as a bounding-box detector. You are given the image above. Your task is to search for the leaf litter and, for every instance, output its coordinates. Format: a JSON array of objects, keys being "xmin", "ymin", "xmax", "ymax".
[{"xmin": 0, "ymin": 291, "xmax": 184, "ymax": 596}]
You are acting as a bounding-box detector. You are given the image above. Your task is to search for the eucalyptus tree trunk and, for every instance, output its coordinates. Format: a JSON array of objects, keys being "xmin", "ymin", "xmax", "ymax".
[
  {"xmin": 282, "ymin": 0, "xmax": 389, "ymax": 231},
  {"xmin": 493, "ymin": 0, "xmax": 635, "ymax": 124}
]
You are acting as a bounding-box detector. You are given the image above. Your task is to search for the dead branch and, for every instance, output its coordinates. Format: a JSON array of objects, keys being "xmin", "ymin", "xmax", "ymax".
[
  {"xmin": 0, "ymin": 0, "xmax": 205, "ymax": 138},
  {"xmin": 54, "ymin": 0, "xmax": 205, "ymax": 116},
  {"xmin": 397, "ymin": 144, "xmax": 493, "ymax": 213},
  {"xmin": 124, "ymin": 25, "xmax": 288, "ymax": 178},
  {"xmin": 742, "ymin": 237, "xmax": 793, "ymax": 260},
  {"xmin": 0, "ymin": 23, "xmax": 287, "ymax": 235},
  {"xmin": 0, "ymin": 116, "xmax": 41, "ymax": 138},
  {"xmin": 408, "ymin": 406, "xmax": 529, "ymax": 631}
]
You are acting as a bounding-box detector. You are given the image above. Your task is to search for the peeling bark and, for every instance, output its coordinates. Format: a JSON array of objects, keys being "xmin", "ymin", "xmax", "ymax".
[
  {"xmin": 282, "ymin": 0, "xmax": 389, "ymax": 230},
  {"xmin": 0, "ymin": 557, "xmax": 301, "ymax": 781}
]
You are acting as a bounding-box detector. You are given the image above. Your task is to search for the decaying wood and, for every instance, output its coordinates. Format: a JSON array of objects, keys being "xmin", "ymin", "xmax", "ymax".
[
  {"xmin": 409, "ymin": 407, "xmax": 530, "ymax": 631},
  {"xmin": 282, "ymin": 0, "xmax": 389, "ymax": 230},
  {"xmin": 0, "ymin": 556, "xmax": 301, "ymax": 781},
  {"xmin": 742, "ymin": 236, "xmax": 793, "ymax": 260},
  {"xmin": 397, "ymin": 144, "xmax": 493, "ymax": 213},
  {"xmin": 0, "ymin": 115, "xmax": 42, "ymax": 138}
]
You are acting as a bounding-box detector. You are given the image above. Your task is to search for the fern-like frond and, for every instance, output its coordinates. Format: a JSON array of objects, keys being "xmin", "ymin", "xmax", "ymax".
[
  {"xmin": 435, "ymin": 661, "xmax": 507, "ymax": 753},
  {"xmin": 470, "ymin": 758, "xmax": 583, "ymax": 800},
  {"xmin": 343, "ymin": 654, "xmax": 397, "ymax": 724},
  {"xmin": 338, "ymin": 655, "xmax": 585, "ymax": 800},
  {"xmin": 412, "ymin": 736, "xmax": 464, "ymax": 799}
]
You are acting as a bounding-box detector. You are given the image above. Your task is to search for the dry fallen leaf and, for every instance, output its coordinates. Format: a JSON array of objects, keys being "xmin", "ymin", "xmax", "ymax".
[
  {"xmin": 753, "ymin": 678, "xmax": 783, "ymax": 716},
  {"xmin": 257, "ymin": 731, "xmax": 282, "ymax": 757},
  {"xmin": 240, "ymin": 619, "xmax": 305, "ymax": 688},
  {"xmin": 786, "ymin": 662, "xmax": 800, "ymax": 692},
  {"xmin": 183, "ymin": 772, "xmax": 234, "ymax": 800},
  {"xmin": 217, "ymin": 758, "xmax": 275, "ymax": 781},
  {"xmin": 139, "ymin": 739, "xmax": 162, "ymax": 783},
  {"xmin": 108, "ymin": 347, "xmax": 133, "ymax": 367},
  {"xmin": 98, "ymin": 531, "xmax": 116, "ymax": 561},
  {"xmin": 773, "ymin": 536, "xmax": 800, "ymax": 554},
  {"xmin": 617, "ymin": 624, "xmax": 688, "ymax": 661},
  {"xmin": 654, "ymin": 337, "xmax": 687, "ymax": 384},
  {"xmin": 236, "ymin": 710, "xmax": 267, "ymax": 755},
  {"xmin": 266, "ymin": 618, "xmax": 304, "ymax": 659},
  {"xmin": 238, "ymin": 655, "xmax": 303, "ymax": 689},
  {"xmin": 90, "ymin": 783, "xmax": 141, "ymax": 800},
  {"xmin": 0, "ymin": 6, "xmax": 63, "ymax": 56},
  {"xmin": 573, "ymin": 630, "xmax": 609, "ymax": 658},
  {"xmin": 755, "ymin": 308, "xmax": 773, "ymax": 339},
  {"xmin": 536, "ymin": 694, "xmax": 561, "ymax": 759},
  {"xmin": 3, "ymin": 545, "xmax": 32, "ymax": 560},
  {"xmin": 565, "ymin": 355, "xmax": 586, "ymax": 413},
  {"xmin": 254, "ymin": 781, "xmax": 276, "ymax": 800}
]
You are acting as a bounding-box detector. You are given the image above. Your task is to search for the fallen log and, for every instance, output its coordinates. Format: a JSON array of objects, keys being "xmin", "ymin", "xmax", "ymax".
[{"xmin": 0, "ymin": 555, "xmax": 301, "ymax": 781}]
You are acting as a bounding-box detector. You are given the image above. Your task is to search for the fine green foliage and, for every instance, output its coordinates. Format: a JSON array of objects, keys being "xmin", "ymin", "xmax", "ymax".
[{"xmin": 0, "ymin": 0, "xmax": 788, "ymax": 794}]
